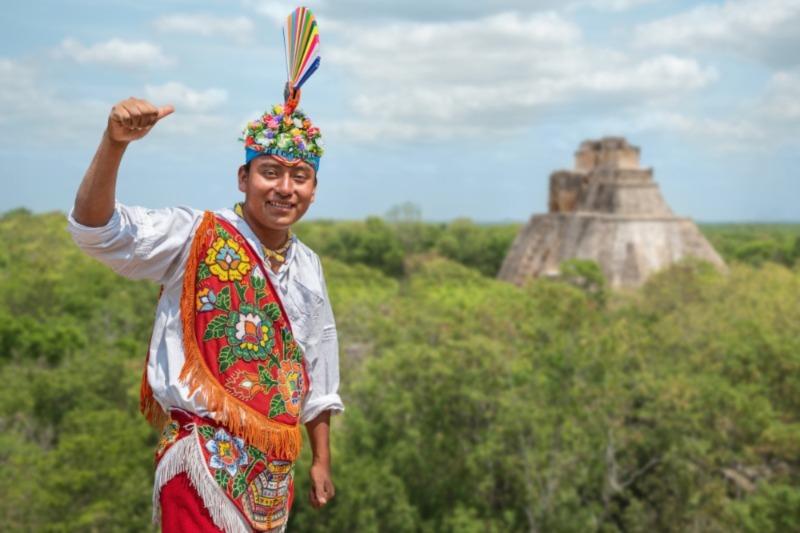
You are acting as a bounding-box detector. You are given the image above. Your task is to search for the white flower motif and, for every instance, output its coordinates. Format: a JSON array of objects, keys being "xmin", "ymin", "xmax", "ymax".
[
  {"xmin": 235, "ymin": 313, "xmax": 262, "ymax": 341},
  {"xmin": 276, "ymin": 133, "xmax": 291, "ymax": 149}
]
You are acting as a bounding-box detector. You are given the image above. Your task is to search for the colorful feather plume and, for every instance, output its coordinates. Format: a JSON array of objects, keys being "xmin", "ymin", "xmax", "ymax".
[{"xmin": 282, "ymin": 6, "xmax": 320, "ymax": 114}]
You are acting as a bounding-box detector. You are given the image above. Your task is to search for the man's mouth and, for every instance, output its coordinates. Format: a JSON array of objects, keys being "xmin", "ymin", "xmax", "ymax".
[{"xmin": 267, "ymin": 200, "xmax": 293, "ymax": 210}]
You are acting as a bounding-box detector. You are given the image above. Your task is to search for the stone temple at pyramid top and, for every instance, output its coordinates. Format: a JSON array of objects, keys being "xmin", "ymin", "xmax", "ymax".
[{"xmin": 575, "ymin": 136, "xmax": 641, "ymax": 171}]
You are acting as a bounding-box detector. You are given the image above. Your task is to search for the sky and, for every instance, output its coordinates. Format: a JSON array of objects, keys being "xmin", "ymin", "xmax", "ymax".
[{"xmin": 1, "ymin": 0, "xmax": 799, "ymax": 222}]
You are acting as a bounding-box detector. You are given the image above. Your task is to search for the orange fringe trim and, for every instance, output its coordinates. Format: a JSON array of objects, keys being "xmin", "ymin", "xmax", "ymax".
[
  {"xmin": 140, "ymin": 370, "xmax": 169, "ymax": 430},
  {"xmin": 178, "ymin": 212, "xmax": 302, "ymax": 461}
]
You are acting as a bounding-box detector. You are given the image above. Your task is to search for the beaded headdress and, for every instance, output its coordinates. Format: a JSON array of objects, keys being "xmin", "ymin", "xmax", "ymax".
[{"xmin": 240, "ymin": 7, "xmax": 323, "ymax": 171}]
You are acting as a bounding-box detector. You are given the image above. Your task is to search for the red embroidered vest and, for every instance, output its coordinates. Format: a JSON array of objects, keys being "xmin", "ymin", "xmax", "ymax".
[{"xmin": 141, "ymin": 211, "xmax": 308, "ymax": 460}]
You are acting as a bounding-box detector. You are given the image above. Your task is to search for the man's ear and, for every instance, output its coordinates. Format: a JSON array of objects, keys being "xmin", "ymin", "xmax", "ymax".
[{"xmin": 237, "ymin": 165, "xmax": 248, "ymax": 193}]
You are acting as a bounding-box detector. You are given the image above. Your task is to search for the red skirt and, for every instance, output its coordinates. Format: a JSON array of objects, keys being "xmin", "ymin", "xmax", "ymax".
[{"xmin": 160, "ymin": 473, "xmax": 224, "ymax": 533}]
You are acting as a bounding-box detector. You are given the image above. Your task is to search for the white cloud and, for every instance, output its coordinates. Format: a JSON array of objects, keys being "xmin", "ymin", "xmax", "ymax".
[
  {"xmin": 247, "ymin": 0, "xmax": 657, "ymax": 23},
  {"xmin": 148, "ymin": 112, "xmax": 232, "ymax": 138},
  {"xmin": 636, "ymin": 110, "xmax": 766, "ymax": 145},
  {"xmin": 140, "ymin": 81, "xmax": 231, "ymax": 143},
  {"xmin": 625, "ymin": 69, "xmax": 800, "ymax": 151},
  {"xmin": 577, "ymin": 55, "xmax": 716, "ymax": 93},
  {"xmin": 761, "ymin": 70, "xmax": 800, "ymax": 121},
  {"xmin": 0, "ymin": 58, "xmax": 107, "ymax": 143},
  {"xmin": 55, "ymin": 38, "xmax": 173, "ymax": 68},
  {"xmin": 144, "ymin": 82, "xmax": 228, "ymax": 112},
  {"xmin": 325, "ymin": 12, "xmax": 716, "ymax": 141},
  {"xmin": 0, "ymin": 59, "xmax": 37, "ymax": 119},
  {"xmin": 154, "ymin": 13, "xmax": 255, "ymax": 44},
  {"xmin": 634, "ymin": 0, "xmax": 800, "ymax": 67},
  {"xmin": 247, "ymin": 0, "xmax": 319, "ymax": 25},
  {"xmin": 572, "ymin": 0, "xmax": 658, "ymax": 12},
  {"xmin": 0, "ymin": 59, "xmax": 232, "ymax": 148}
]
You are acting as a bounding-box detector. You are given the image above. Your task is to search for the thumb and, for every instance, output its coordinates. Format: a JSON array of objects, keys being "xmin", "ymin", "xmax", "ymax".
[
  {"xmin": 316, "ymin": 484, "xmax": 327, "ymax": 505},
  {"xmin": 157, "ymin": 105, "xmax": 175, "ymax": 120}
]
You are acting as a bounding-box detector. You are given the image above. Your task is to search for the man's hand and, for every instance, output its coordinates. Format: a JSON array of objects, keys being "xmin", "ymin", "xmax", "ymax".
[
  {"xmin": 107, "ymin": 97, "xmax": 174, "ymax": 144},
  {"xmin": 72, "ymin": 97, "xmax": 174, "ymax": 227},
  {"xmin": 309, "ymin": 460, "xmax": 335, "ymax": 509},
  {"xmin": 305, "ymin": 410, "xmax": 334, "ymax": 509}
]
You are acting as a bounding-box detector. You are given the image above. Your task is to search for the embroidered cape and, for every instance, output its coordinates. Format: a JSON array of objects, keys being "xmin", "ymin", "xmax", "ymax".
[{"xmin": 140, "ymin": 211, "xmax": 308, "ymax": 460}]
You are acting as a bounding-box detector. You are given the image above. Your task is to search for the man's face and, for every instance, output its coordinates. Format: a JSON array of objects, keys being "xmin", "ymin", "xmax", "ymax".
[{"xmin": 237, "ymin": 155, "xmax": 317, "ymax": 231}]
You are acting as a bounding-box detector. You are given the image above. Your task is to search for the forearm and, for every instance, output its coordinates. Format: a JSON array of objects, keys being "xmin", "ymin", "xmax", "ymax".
[
  {"xmin": 72, "ymin": 98, "xmax": 173, "ymax": 227},
  {"xmin": 305, "ymin": 410, "xmax": 335, "ymax": 508},
  {"xmin": 73, "ymin": 130, "xmax": 128, "ymax": 227},
  {"xmin": 305, "ymin": 410, "xmax": 331, "ymax": 466}
]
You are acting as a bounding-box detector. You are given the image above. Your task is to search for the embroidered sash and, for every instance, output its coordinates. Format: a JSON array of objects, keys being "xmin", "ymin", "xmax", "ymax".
[{"xmin": 141, "ymin": 211, "xmax": 308, "ymax": 460}]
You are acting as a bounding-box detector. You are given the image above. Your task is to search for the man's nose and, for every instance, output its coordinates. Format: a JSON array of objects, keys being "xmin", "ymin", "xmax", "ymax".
[{"xmin": 275, "ymin": 174, "xmax": 293, "ymax": 195}]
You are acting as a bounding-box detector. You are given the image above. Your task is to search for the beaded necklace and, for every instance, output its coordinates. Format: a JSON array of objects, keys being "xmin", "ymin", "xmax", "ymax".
[{"xmin": 233, "ymin": 203, "xmax": 293, "ymax": 264}]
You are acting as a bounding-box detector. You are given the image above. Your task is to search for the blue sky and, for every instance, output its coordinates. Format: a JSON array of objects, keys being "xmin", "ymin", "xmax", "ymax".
[{"xmin": 1, "ymin": 0, "xmax": 798, "ymax": 222}]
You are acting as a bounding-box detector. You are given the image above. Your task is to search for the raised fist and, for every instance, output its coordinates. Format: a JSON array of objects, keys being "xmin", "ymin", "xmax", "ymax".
[{"xmin": 107, "ymin": 97, "xmax": 174, "ymax": 143}]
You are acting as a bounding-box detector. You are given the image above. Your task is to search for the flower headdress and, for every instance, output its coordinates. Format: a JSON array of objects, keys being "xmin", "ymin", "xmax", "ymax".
[{"xmin": 240, "ymin": 7, "xmax": 323, "ymax": 171}]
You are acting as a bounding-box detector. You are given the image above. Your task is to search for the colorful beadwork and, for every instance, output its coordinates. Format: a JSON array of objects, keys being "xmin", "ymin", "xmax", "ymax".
[
  {"xmin": 205, "ymin": 428, "xmax": 250, "ymax": 477},
  {"xmin": 156, "ymin": 421, "xmax": 180, "ymax": 458},
  {"xmin": 276, "ymin": 359, "xmax": 305, "ymax": 417},
  {"xmin": 205, "ymin": 233, "xmax": 253, "ymax": 282},
  {"xmin": 180, "ymin": 213, "xmax": 308, "ymax": 459},
  {"xmin": 242, "ymin": 460, "xmax": 294, "ymax": 531},
  {"xmin": 195, "ymin": 422, "xmax": 294, "ymax": 532},
  {"xmin": 155, "ymin": 411, "xmax": 296, "ymax": 533},
  {"xmin": 144, "ymin": 214, "xmax": 306, "ymax": 531}
]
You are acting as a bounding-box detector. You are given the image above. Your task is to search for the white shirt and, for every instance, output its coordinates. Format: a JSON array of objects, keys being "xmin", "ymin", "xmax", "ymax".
[{"xmin": 67, "ymin": 204, "xmax": 344, "ymax": 424}]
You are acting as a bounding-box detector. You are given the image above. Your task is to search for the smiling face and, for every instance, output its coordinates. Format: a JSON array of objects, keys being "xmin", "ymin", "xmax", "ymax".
[{"xmin": 237, "ymin": 155, "xmax": 316, "ymax": 244}]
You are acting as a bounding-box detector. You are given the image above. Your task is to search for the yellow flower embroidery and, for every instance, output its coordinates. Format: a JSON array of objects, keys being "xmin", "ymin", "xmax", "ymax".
[{"xmin": 205, "ymin": 237, "xmax": 252, "ymax": 282}]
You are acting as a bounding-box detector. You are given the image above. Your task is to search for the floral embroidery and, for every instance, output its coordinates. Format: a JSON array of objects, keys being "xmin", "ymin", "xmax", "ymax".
[
  {"xmin": 156, "ymin": 421, "xmax": 180, "ymax": 457},
  {"xmin": 196, "ymin": 288, "xmax": 217, "ymax": 311},
  {"xmin": 277, "ymin": 359, "xmax": 305, "ymax": 417},
  {"xmin": 191, "ymin": 214, "xmax": 306, "ymax": 454},
  {"xmin": 224, "ymin": 304, "xmax": 275, "ymax": 361},
  {"xmin": 225, "ymin": 369, "xmax": 265, "ymax": 401},
  {"xmin": 205, "ymin": 428, "xmax": 250, "ymax": 477},
  {"xmin": 205, "ymin": 237, "xmax": 252, "ymax": 282},
  {"xmin": 193, "ymin": 419, "xmax": 294, "ymax": 530}
]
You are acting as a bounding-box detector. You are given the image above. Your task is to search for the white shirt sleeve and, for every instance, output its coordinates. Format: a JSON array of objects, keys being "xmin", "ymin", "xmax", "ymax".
[
  {"xmin": 300, "ymin": 256, "xmax": 345, "ymax": 424},
  {"xmin": 67, "ymin": 204, "xmax": 202, "ymax": 286}
]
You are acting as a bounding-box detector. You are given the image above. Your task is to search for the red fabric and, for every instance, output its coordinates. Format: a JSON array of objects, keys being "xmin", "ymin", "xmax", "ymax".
[
  {"xmin": 160, "ymin": 473, "xmax": 224, "ymax": 533},
  {"xmin": 192, "ymin": 214, "xmax": 308, "ymax": 427}
]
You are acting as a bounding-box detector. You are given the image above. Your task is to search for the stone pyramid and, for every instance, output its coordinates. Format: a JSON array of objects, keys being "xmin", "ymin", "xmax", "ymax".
[{"xmin": 498, "ymin": 137, "xmax": 726, "ymax": 289}]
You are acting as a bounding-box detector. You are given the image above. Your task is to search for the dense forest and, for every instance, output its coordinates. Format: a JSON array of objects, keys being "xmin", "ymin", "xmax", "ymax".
[{"xmin": 1, "ymin": 208, "xmax": 798, "ymax": 532}]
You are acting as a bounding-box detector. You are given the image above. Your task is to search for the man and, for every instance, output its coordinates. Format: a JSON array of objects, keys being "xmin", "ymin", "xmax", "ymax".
[{"xmin": 69, "ymin": 96, "xmax": 343, "ymax": 532}]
